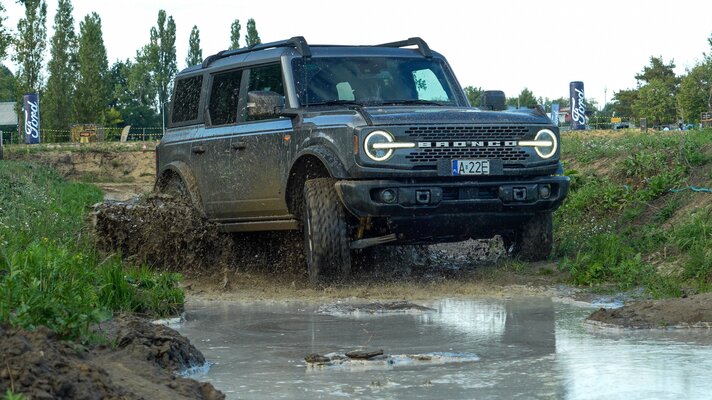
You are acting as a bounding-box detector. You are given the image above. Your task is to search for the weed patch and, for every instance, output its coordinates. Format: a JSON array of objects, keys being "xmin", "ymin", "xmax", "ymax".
[
  {"xmin": 0, "ymin": 161, "xmax": 183, "ymax": 341},
  {"xmin": 557, "ymin": 129, "xmax": 712, "ymax": 295}
]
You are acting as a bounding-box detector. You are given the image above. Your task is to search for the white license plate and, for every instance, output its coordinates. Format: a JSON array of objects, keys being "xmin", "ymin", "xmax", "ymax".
[{"xmin": 452, "ymin": 159, "xmax": 490, "ymax": 176}]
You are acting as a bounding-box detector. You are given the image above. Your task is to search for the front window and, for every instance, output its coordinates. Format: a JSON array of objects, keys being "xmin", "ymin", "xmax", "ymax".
[{"xmin": 292, "ymin": 57, "xmax": 461, "ymax": 107}]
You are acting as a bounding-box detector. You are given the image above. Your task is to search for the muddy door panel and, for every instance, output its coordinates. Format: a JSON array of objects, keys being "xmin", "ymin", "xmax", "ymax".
[
  {"xmin": 226, "ymin": 119, "xmax": 292, "ymax": 219},
  {"xmin": 190, "ymin": 133, "xmax": 235, "ymax": 219}
]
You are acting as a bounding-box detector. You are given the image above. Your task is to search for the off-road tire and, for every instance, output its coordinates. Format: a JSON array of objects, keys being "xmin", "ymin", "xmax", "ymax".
[
  {"xmin": 302, "ymin": 178, "xmax": 352, "ymax": 283},
  {"xmin": 158, "ymin": 174, "xmax": 190, "ymax": 203},
  {"xmin": 505, "ymin": 213, "xmax": 553, "ymax": 262}
]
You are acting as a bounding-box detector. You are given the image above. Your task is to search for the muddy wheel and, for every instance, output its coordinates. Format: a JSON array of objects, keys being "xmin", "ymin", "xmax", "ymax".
[
  {"xmin": 504, "ymin": 213, "xmax": 553, "ymax": 262},
  {"xmin": 158, "ymin": 174, "xmax": 189, "ymax": 203},
  {"xmin": 302, "ymin": 178, "xmax": 351, "ymax": 283}
]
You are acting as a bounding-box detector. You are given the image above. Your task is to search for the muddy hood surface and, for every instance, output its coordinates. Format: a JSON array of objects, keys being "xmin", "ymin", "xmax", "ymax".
[{"xmin": 361, "ymin": 106, "xmax": 552, "ymax": 126}]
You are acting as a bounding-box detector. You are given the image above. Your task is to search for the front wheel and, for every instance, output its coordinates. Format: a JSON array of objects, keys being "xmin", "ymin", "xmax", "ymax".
[
  {"xmin": 504, "ymin": 213, "xmax": 553, "ymax": 262},
  {"xmin": 302, "ymin": 178, "xmax": 352, "ymax": 283}
]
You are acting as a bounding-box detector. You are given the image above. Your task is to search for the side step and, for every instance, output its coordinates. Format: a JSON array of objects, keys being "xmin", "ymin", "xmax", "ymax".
[{"xmin": 350, "ymin": 233, "xmax": 397, "ymax": 250}]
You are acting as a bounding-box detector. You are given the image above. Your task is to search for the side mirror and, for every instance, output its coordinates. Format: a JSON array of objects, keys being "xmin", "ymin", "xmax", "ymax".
[
  {"xmin": 247, "ymin": 91, "xmax": 285, "ymax": 120},
  {"xmin": 480, "ymin": 90, "xmax": 506, "ymax": 111}
]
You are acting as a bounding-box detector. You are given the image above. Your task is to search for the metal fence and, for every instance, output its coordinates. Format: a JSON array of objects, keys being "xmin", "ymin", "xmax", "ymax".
[{"xmin": 0, "ymin": 127, "xmax": 164, "ymax": 145}]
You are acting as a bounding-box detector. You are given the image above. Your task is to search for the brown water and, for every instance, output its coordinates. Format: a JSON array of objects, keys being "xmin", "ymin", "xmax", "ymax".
[{"xmin": 176, "ymin": 298, "xmax": 712, "ymax": 399}]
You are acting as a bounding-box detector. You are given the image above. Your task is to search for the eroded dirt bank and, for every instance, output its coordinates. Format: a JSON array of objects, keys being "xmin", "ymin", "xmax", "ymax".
[
  {"xmin": 1, "ymin": 315, "xmax": 223, "ymax": 399},
  {"xmin": 587, "ymin": 293, "xmax": 712, "ymax": 329}
]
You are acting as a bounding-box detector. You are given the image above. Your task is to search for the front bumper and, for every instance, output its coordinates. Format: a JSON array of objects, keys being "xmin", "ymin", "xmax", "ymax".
[{"xmin": 335, "ymin": 176, "xmax": 570, "ymax": 218}]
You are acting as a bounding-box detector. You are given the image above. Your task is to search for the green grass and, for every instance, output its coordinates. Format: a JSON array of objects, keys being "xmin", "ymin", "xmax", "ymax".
[
  {"xmin": 0, "ymin": 161, "xmax": 183, "ymax": 341},
  {"xmin": 3, "ymin": 390, "xmax": 25, "ymax": 400},
  {"xmin": 556, "ymin": 129, "xmax": 712, "ymax": 296}
]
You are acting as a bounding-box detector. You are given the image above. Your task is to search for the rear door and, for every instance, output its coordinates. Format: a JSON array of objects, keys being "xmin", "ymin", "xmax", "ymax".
[
  {"xmin": 227, "ymin": 63, "xmax": 292, "ymax": 219},
  {"xmin": 195, "ymin": 68, "xmax": 247, "ymax": 219}
]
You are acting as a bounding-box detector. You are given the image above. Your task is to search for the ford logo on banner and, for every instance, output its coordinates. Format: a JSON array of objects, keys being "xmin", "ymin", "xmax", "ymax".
[
  {"xmin": 24, "ymin": 93, "xmax": 41, "ymax": 144},
  {"xmin": 569, "ymin": 82, "xmax": 587, "ymax": 130}
]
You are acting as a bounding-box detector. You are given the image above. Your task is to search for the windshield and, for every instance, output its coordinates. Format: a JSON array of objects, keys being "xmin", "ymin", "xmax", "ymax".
[{"xmin": 292, "ymin": 57, "xmax": 462, "ymax": 107}]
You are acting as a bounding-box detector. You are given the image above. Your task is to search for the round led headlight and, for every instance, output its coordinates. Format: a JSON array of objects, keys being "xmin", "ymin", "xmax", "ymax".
[
  {"xmin": 534, "ymin": 129, "xmax": 558, "ymax": 159},
  {"xmin": 364, "ymin": 130, "xmax": 394, "ymax": 161}
]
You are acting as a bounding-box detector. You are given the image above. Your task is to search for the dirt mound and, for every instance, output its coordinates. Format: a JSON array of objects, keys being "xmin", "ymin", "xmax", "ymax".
[
  {"xmin": 95, "ymin": 314, "xmax": 205, "ymax": 371},
  {"xmin": 587, "ymin": 292, "xmax": 712, "ymax": 329},
  {"xmin": 1, "ymin": 325, "xmax": 127, "ymax": 399},
  {"xmin": 0, "ymin": 319, "xmax": 224, "ymax": 399}
]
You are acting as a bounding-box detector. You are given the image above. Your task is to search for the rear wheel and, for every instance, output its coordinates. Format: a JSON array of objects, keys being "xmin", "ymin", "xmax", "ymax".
[
  {"xmin": 158, "ymin": 174, "xmax": 189, "ymax": 203},
  {"xmin": 302, "ymin": 178, "xmax": 352, "ymax": 283},
  {"xmin": 504, "ymin": 213, "xmax": 553, "ymax": 261}
]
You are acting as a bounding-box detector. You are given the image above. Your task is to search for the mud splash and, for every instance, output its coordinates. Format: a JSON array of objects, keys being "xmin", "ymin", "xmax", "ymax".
[{"xmin": 92, "ymin": 194, "xmax": 306, "ymax": 277}]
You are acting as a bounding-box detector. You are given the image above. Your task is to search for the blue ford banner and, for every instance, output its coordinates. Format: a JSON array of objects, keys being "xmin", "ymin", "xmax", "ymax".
[
  {"xmin": 569, "ymin": 82, "xmax": 587, "ymax": 130},
  {"xmin": 551, "ymin": 103, "xmax": 560, "ymax": 126},
  {"xmin": 23, "ymin": 93, "xmax": 41, "ymax": 144}
]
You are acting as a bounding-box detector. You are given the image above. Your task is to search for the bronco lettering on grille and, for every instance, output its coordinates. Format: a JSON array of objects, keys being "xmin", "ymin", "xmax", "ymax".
[{"xmin": 417, "ymin": 141, "xmax": 518, "ymax": 148}]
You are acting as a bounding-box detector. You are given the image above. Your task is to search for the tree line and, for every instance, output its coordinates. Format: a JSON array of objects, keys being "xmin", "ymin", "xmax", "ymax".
[
  {"xmin": 0, "ymin": 0, "xmax": 262, "ymax": 130},
  {"xmin": 464, "ymin": 32, "xmax": 712, "ymax": 126}
]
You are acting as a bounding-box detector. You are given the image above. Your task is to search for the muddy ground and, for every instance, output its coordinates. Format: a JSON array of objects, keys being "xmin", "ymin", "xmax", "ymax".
[
  {"xmin": 91, "ymin": 193, "xmax": 565, "ymax": 301},
  {"xmin": 92, "ymin": 192, "xmax": 712, "ymax": 331},
  {"xmin": 587, "ymin": 293, "xmax": 712, "ymax": 329},
  {"xmin": 1, "ymin": 315, "xmax": 223, "ymax": 400}
]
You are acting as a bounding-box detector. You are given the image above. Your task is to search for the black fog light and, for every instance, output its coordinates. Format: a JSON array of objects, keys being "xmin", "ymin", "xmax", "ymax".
[
  {"xmin": 539, "ymin": 184, "xmax": 551, "ymax": 199},
  {"xmin": 380, "ymin": 189, "xmax": 397, "ymax": 203}
]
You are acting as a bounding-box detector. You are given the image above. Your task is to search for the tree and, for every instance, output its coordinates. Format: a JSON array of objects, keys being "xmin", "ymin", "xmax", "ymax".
[
  {"xmin": 185, "ymin": 25, "xmax": 202, "ymax": 67},
  {"xmin": 463, "ymin": 86, "xmax": 483, "ymax": 106},
  {"xmin": 44, "ymin": 0, "xmax": 77, "ymax": 129},
  {"xmin": 74, "ymin": 12, "xmax": 109, "ymax": 124},
  {"xmin": 0, "ymin": 65, "xmax": 17, "ymax": 101},
  {"xmin": 13, "ymin": 0, "xmax": 47, "ymax": 95},
  {"xmin": 108, "ymin": 59, "xmax": 159, "ymax": 127},
  {"xmin": 634, "ymin": 79, "xmax": 677, "ymax": 125},
  {"xmin": 0, "ymin": 3, "xmax": 12, "ymax": 61},
  {"xmin": 244, "ymin": 18, "xmax": 260, "ymax": 47},
  {"xmin": 549, "ymin": 96, "xmax": 570, "ymax": 109},
  {"xmin": 612, "ymin": 89, "xmax": 638, "ymax": 117},
  {"xmin": 635, "ymin": 56, "xmax": 678, "ymax": 86},
  {"xmin": 632, "ymin": 56, "xmax": 679, "ymax": 125},
  {"xmin": 677, "ymin": 59, "xmax": 712, "ymax": 122},
  {"xmin": 506, "ymin": 87, "xmax": 537, "ymax": 108},
  {"xmin": 153, "ymin": 10, "xmax": 177, "ymax": 120},
  {"xmin": 229, "ymin": 19, "xmax": 241, "ymax": 50}
]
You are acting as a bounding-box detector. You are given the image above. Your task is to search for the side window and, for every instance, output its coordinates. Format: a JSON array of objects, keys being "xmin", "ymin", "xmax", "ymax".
[
  {"xmin": 209, "ymin": 69, "xmax": 243, "ymax": 126},
  {"xmin": 248, "ymin": 64, "xmax": 284, "ymax": 95},
  {"xmin": 412, "ymin": 69, "xmax": 448, "ymax": 102},
  {"xmin": 171, "ymin": 75, "xmax": 202, "ymax": 123}
]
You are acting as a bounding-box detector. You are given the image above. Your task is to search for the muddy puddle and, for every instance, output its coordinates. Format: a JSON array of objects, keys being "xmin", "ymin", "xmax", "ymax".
[{"xmin": 176, "ymin": 298, "xmax": 712, "ymax": 399}]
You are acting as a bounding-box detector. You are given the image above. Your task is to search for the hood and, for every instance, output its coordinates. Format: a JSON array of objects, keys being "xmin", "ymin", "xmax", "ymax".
[{"xmin": 361, "ymin": 106, "xmax": 552, "ymax": 126}]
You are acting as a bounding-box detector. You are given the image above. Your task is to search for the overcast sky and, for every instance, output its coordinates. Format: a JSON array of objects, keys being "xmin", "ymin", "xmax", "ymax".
[{"xmin": 3, "ymin": 0, "xmax": 712, "ymax": 108}]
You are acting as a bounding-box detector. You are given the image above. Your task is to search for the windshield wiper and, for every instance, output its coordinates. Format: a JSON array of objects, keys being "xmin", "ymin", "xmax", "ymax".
[{"xmin": 380, "ymin": 99, "xmax": 446, "ymax": 106}]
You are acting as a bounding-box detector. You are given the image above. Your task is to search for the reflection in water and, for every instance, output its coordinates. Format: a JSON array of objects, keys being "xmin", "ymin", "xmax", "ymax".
[
  {"xmin": 178, "ymin": 299, "xmax": 712, "ymax": 400},
  {"xmin": 556, "ymin": 314, "xmax": 712, "ymax": 400},
  {"xmin": 421, "ymin": 299, "xmax": 507, "ymax": 336}
]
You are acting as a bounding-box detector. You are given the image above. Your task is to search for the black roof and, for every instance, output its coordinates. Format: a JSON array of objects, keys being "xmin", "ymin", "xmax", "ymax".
[{"xmin": 179, "ymin": 37, "xmax": 439, "ymax": 75}]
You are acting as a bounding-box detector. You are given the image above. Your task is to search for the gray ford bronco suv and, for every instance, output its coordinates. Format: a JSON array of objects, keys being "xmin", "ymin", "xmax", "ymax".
[{"xmin": 156, "ymin": 37, "xmax": 569, "ymax": 282}]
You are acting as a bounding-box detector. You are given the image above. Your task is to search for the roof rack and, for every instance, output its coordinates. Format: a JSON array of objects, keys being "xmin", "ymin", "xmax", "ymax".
[
  {"xmin": 202, "ymin": 36, "xmax": 311, "ymax": 68},
  {"xmin": 377, "ymin": 37, "xmax": 432, "ymax": 58}
]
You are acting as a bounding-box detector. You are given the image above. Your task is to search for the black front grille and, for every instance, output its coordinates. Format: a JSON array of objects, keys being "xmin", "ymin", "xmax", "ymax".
[
  {"xmin": 405, "ymin": 125, "xmax": 529, "ymax": 141},
  {"xmin": 405, "ymin": 147, "xmax": 529, "ymax": 163}
]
